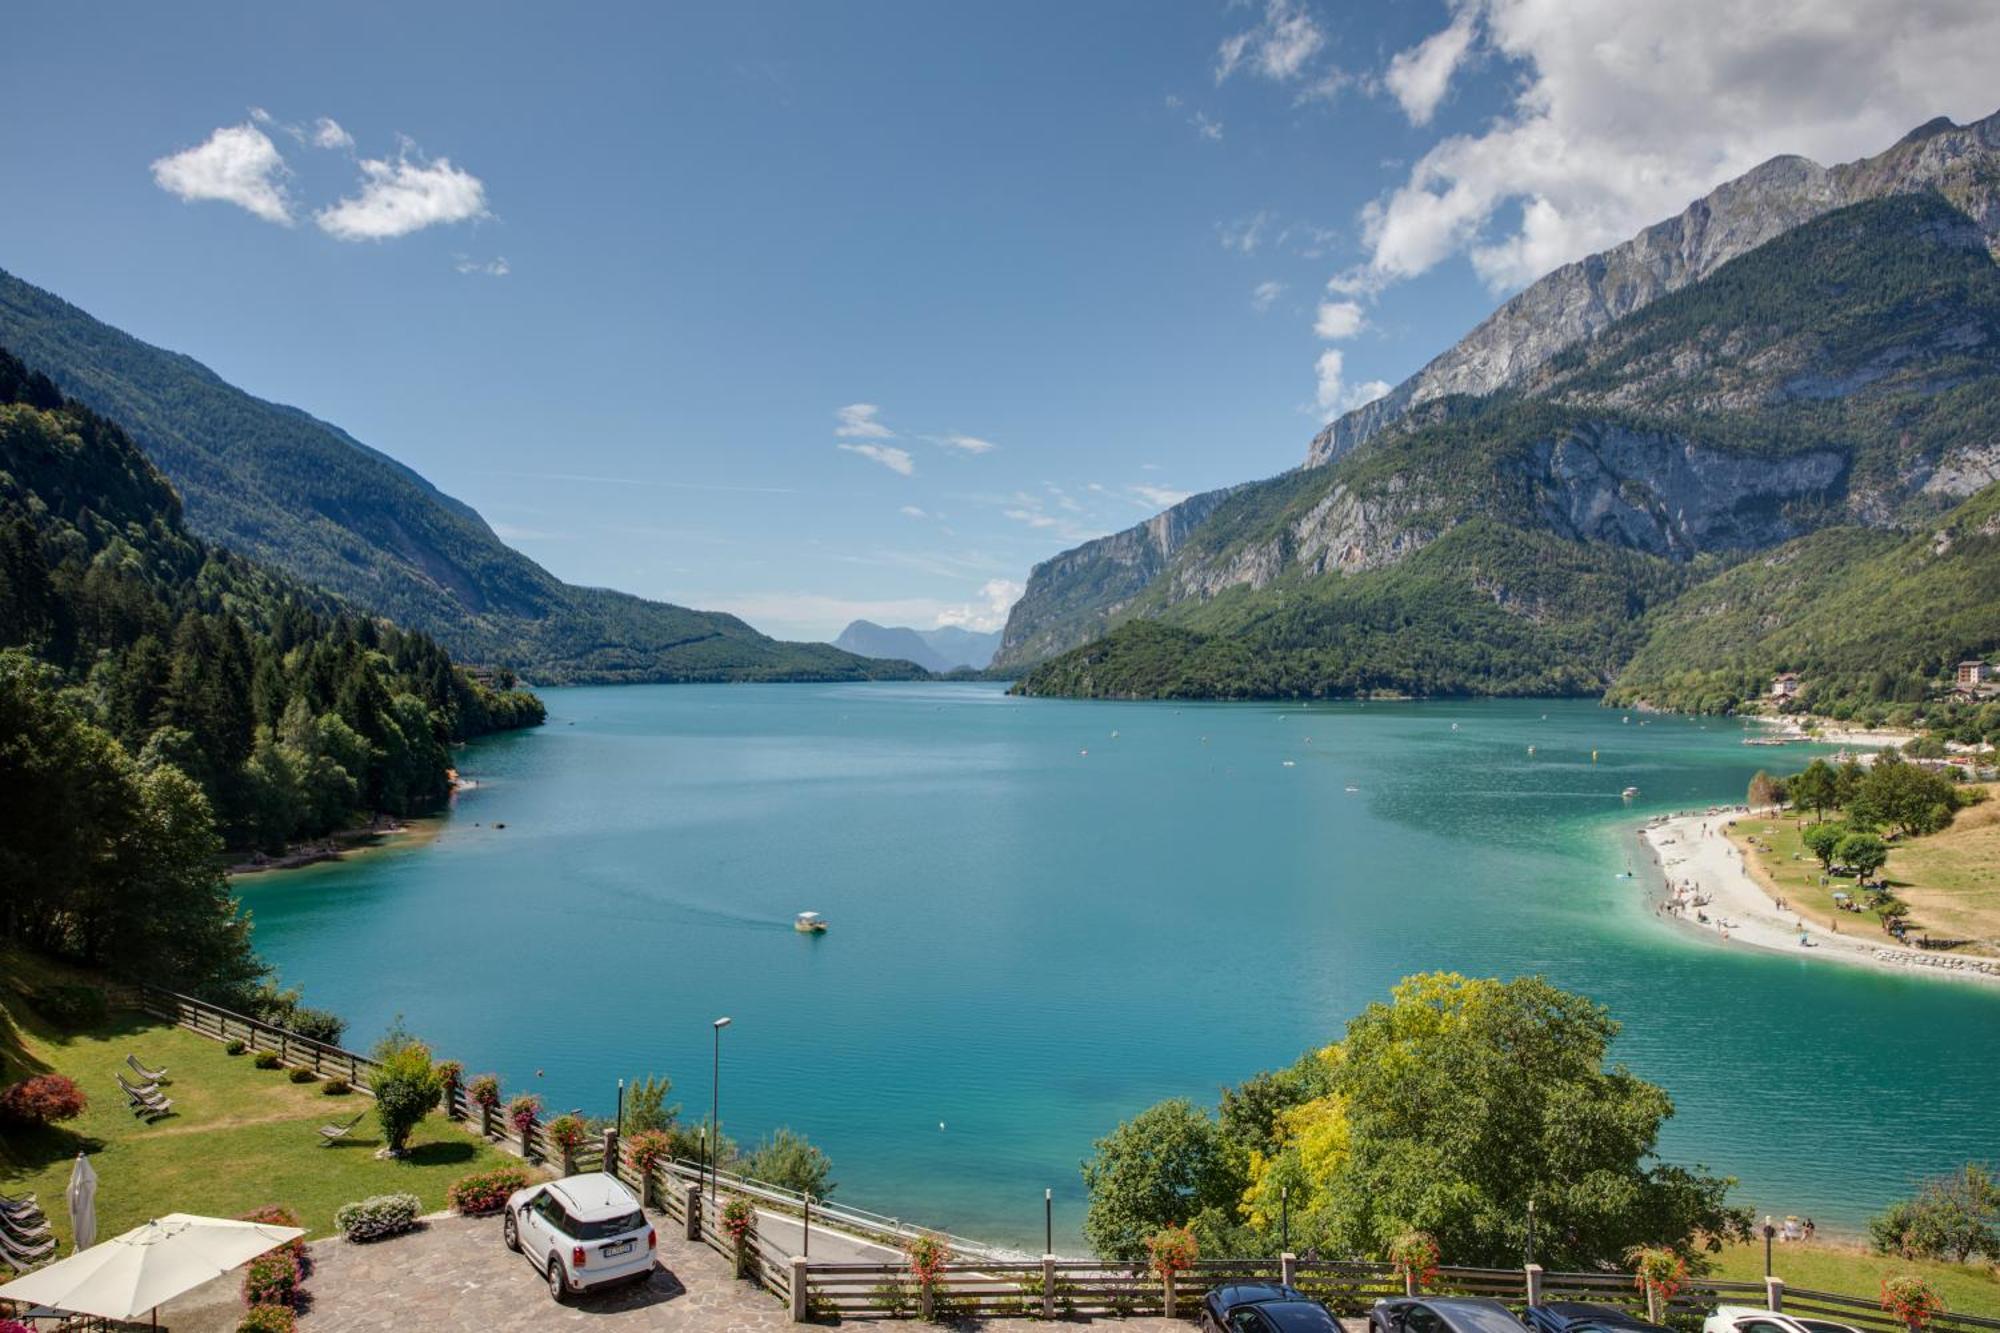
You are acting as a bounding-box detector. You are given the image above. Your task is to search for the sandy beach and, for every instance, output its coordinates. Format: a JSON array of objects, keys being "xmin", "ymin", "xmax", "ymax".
[{"xmin": 1637, "ymin": 809, "xmax": 2000, "ymax": 985}]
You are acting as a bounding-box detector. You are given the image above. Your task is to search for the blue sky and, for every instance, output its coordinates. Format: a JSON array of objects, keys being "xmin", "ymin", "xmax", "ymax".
[{"xmin": 4, "ymin": 2, "xmax": 1996, "ymax": 639}]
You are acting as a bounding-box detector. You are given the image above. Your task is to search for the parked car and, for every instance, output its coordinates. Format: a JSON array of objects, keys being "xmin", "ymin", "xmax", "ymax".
[
  {"xmin": 1523, "ymin": 1300, "xmax": 1674, "ymax": 1333},
  {"xmin": 1202, "ymin": 1283, "xmax": 1344, "ymax": 1333},
  {"xmin": 1372, "ymin": 1297, "xmax": 1529, "ymax": 1333},
  {"xmin": 1705, "ymin": 1306, "xmax": 1864, "ymax": 1333},
  {"xmin": 502, "ymin": 1171, "xmax": 656, "ymax": 1301}
]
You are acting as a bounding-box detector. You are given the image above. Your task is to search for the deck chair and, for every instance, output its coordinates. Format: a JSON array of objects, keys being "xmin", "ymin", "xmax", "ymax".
[
  {"xmin": 118, "ymin": 1074, "xmax": 173, "ymax": 1119},
  {"xmin": 318, "ymin": 1111, "xmax": 367, "ymax": 1146},
  {"xmin": 0, "ymin": 1226, "xmax": 55, "ymax": 1268},
  {"xmin": 0, "ymin": 1192, "xmax": 39, "ymax": 1218},
  {"xmin": 0, "ymin": 1209, "xmax": 51, "ymax": 1243},
  {"xmin": 117, "ymin": 1071, "xmax": 164, "ymax": 1101},
  {"xmin": 126, "ymin": 1053, "xmax": 170, "ymax": 1084}
]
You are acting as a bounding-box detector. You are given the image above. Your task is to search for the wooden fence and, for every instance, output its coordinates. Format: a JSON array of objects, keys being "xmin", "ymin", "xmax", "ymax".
[{"xmin": 132, "ymin": 988, "xmax": 2000, "ymax": 1332}]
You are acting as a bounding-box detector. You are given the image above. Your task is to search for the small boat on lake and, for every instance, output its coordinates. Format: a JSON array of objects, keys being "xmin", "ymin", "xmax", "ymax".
[
  {"xmin": 794, "ymin": 911, "xmax": 828, "ymax": 934},
  {"xmin": 1622, "ymin": 786, "xmax": 1640, "ymax": 800}
]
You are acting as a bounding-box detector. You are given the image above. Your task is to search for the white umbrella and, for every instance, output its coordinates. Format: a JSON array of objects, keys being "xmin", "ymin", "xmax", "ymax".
[
  {"xmin": 65, "ymin": 1153, "xmax": 97, "ymax": 1252},
  {"xmin": 0, "ymin": 1212, "xmax": 304, "ymax": 1326}
]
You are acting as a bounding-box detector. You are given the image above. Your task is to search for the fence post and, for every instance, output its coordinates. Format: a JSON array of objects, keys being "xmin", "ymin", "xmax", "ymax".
[
  {"xmin": 1765, "ymin": 1277, "xmax": 1784, "ymax": 1313},
  {"xmin": 1043, "ymin": 1254, "xmax": 1057, "ymax": 1320},
  {"xmin": 602, "ymin": 1129, "xmax": 620, "ymax": 1184},
  {"xmin": 1165, "ymin": 1271, "xmax": 1176, "ymax": 1320},
  {"xmin": 1405, "ymin": 1271, "xmax": 1417, "ymax": 1298},
  {"xmin": 791, "ymin": 1255, "xmax": 810, "ymax": 1322},
  {"xmin": 1526, "ymin": 1264, "xmax": 1543, "ymax": 1308},
  {"xmin": 1646, "ymin": 1287, "xmax": 1661, "ymax": 1324},
  {"xmin": 1283, "ymin": 1252, "xmax": 1298, "ymax": 1288},
  {"xmin": 684, "ymin": 1182, "xmax": 703, "ymax": 1241},
  {"xmin": 920, "ymin": 1278, "xmax": 935, "ymax": 1323}
]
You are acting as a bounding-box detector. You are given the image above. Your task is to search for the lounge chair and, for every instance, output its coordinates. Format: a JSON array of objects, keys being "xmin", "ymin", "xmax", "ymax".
[
  {"xmin": 318, "ymin": 1110, "xmax": 367, "ymax": 1146},
  {"xmin": 117, "ymin": 1071, "xmax": 165, "ymax": 1101},
  {"xmin": 0, "ymin": 1210, "xmax": 51, "ymax": 1242},
  {"xmin": 126, "ymin": 1053, "xmax": 170, "ymax": 1084},
  {"xmin": 0, "ymin": 1227, "xmax": 55, "ymax": 1268},
  {"xmin": 0, "ymin": 1192, "xmax": 39, "ymax": 1218},
  {"xmin": 117, "ymin": 1074, "xmax": 173, "ymax": 1119}
]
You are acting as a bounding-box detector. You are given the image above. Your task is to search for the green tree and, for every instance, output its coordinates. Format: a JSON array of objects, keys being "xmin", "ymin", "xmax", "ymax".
[
  {"xmin": 1747, "ymin": 771, "xmax": 1783, "ymax": 808},
  {"xmin": 743, "ymin": 1128, "xmax": 837, "ymax": 1200},
  {"xmin": 1869, "ymin": 1164, "xmax": 2000, "ymax": 1263},
  {"xmin": 1835, "ymin": 832, "xmax": 1889, "ymax": 880},
  {"xmin": 623, "ymin": 1073, "xmax": 679, "ymax": 1135},
  {"xmin": 1802, "ymin": 821, "xmax": 1848, "ymax": 870},
  {"xmin": 1315, "ymin": 973, "xmax": 1748, "ymax": 1268},
  {"xmin": 1081, "ymin": 1098, "xmax": 1244, "ymax": 1261},
  {"xmin": 1788, "ymin": 760, "xmax": 1840, "ymax": 820},
  {"xmin": 1860, "ymin": 757, "xmax": 1959, "ymax": 837},
  {"xmin": 370, "ymin": 1022, "xmax": 443, "ymax": 1155}
]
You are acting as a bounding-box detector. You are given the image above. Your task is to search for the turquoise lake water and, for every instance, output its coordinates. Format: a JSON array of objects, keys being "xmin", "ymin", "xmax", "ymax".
[{"xmin": 238, "ymin": 684, "xmax": 2000, "ymax": 1250}]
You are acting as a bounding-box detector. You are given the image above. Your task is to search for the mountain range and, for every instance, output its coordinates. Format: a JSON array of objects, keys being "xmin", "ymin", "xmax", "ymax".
[
  {"xmin": 1003, "ymin": 109, "xmax": 2000, "ymax": 712},
  {"xmin": 833, "ymin": 621, "xmax": 1001, "ymax": 673},
  {"xmin": 0, "ymin": 269, "xmax": 924, "ymax": 685}
]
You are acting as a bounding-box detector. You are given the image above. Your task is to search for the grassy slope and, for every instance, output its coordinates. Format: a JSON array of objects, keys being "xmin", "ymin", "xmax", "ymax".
[
  {"xmin": 0, "ymin": 950, "xmax": 534, "ymax": 1243},
  {"xmin": 0, "ymin": 269, "xmax": 920, "ymax": 685},
  {"xmin": 1708, "ymin": 1239, "xmax": 2000, "ymax": 1318}
]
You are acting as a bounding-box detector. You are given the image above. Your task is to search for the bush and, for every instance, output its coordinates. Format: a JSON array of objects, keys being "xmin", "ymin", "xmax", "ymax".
[
  {"xmin": 627, "ymin": 1129, "xmax": 674, "ymax": 1178},
  {"xmin": 241, "ymin": 1250, "xmax": 302, "ymax": 1308},
  {"xmin": 467, "ymin": 1073, "xmax": 502, "ymax": 1111},
  {"xmin": 254, "ymin": 1051, "xmax": 282, "ymax": 1070},
  {"xmin": 447, "ymin": 1166, "xmax": 533, "ymax": 1217},
  {"xmin": 743, "ymin": 1127, "xmax": 836, "ymax": 1200},
  {"xmin": 288, "ymin": 1067, "xmax": 317, "ymax": 1084},
  {"xmin": 32, "ymin": 985, "xmax": 107, "ymax": 1030},
  {"xmin": 546, "ymin": 1113, "xmax": 589, "ymax": 1156},
  {"xmin": 370, "ymin": 1024, "xmax": 443, "ymax": 1156},
  {"xmin": 1870, "ymin": 1164, "xmax": 2000, "ymax": 1262},
  {"xmin": 322, "ymin": 1077, "xmax": 352, "ymax": 1096},
  {"xmin": 0, "ymin": 1074, "xmax": 88, "ymax": 1126},
  {"xmin": 237, "ymin": 1307, "xmax": 296, "ymax": 1333},
  {"xmin": 239, "ymin": 1206, "xmax": 308, "ymax": 1275},
  {"xmin": 334, "ymin": 1192, "xmax": 422, "ymax": 1242},
  {"xmin": 286, "ymin": 1007, "xmax": 346, "ymax": 1047},
  {"xmin": 226, "ymin": 1038, "xmax": 248, "ymax": 1055},
  {"xmin": 506, "ymin": 1093, "xmax": 542, "ymax": 1143}
]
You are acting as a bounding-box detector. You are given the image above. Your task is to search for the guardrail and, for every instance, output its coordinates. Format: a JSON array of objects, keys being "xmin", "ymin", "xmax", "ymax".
[{"xmin": 139, "ymin": 984, "xmax": 380, "ymax": 1091}]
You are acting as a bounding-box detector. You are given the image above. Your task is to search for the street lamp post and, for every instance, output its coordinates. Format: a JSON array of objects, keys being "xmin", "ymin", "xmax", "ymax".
[
  {"xmin": 1526, "ymin": 1199, "xmax": 1535, "ymax": 1268},
  {"xmin": 1281, "ymin": 1186, "xmax": 1289, "ymax": 1254},
  {"xmin": 1045, "ymin": 1189, "xmax": 1053, "ymax": 1256},
  {"xmin": 711, "ymin": 1017, "xmax": 732, "ymax": 1222},
  {"xmin": 1763, "ymin": 1216, "xmax": 1776, "ymax": 1277},
  {"xmin": 615, "ymin": 1077, "xmax": 625, "ymax": 1137}
]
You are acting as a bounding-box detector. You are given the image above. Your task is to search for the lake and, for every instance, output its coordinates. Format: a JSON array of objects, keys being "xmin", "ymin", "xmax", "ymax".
[{"xmin": 238, "ymin": 684, "xmax": 2000, "ymax": 1251}]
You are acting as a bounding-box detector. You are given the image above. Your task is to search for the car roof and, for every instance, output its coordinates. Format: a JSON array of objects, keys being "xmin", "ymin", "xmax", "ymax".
[
  {"xmin": 1216, "ymin": 1284, "xmax": 1308, "ymax": 1309},
  {"xmin": 1540, "ymin": 1302, "xmax": 1666, "ymax": 1330},
  {"xmin": 545, "ymin": 1171, "xmax": 641, "ymax": 1220},
  {"xmin": 1260, "ymin": 1300, "xmax": 1341, "ymax": 1332}
]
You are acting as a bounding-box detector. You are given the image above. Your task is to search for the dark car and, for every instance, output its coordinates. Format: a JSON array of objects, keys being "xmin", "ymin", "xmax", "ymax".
[
  {"xmin": 1522, "ymin": 1302, "xmax": 1674, "ymax": 1333},
  {"xmin": 1202, "ymin": 1283, "xmax": 1344, "ymax": 1333},
  {"xmin": 1372, "ymin": 1297, "xmax": 1529, "ymax": 1333}
]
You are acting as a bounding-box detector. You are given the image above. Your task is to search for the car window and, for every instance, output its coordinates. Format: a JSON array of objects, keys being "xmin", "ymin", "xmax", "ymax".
[
  {"xmin": 1230, "ymin": 1309, "xmax": 1270, "ymax": 1333},
  {"xmin": 573, "ymin": 1209, "xmax": 645, "ymax": 1240},
  {"xmin": 1738, "ymin": 1321, "xmax": 1793, "ymax": 1333},
  {"xmin": 1450, "ymin": 1304, "xmax": 1529, "ymax": 1333},
  {"xmin": 1404, "ymin": 1307, "xmax": 1441, "ymax": 1333},
  {"xmin": 536, "ymin": 1195, "xmax": 569, "ymax": 1231},
  {"xmin": 1796, "ymin": 1322, "xmax": 1856, "ymax": 1333}
]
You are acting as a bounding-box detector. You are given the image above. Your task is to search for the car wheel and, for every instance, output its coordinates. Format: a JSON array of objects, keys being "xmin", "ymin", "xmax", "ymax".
[
  {"xmin": 548, "ymin": 1259, "xmax": 569, "ymax": 1303},
  {"xmin": 503, "ymin": 1211, "xmax": 519, "ymax": 1252}
]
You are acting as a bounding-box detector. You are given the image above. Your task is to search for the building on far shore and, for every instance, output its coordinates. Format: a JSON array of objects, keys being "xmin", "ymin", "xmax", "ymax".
[
  {"xmin": 1956, "ymin": 659, "xmax": 1994, "ymax": 688},
  {"xmin": 1769, "ymin": 671, "xmax": 1801, "ymax": 700}
]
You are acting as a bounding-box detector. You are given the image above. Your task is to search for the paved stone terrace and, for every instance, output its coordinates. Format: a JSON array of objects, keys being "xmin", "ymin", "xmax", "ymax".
[{"xmin": 155, "ymin": 1211, "xmax": 1205, "ymax": 1333}]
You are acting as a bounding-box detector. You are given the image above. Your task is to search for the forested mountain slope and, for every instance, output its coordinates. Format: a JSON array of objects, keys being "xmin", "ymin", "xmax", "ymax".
[
  {"xmin": 1014, "ymin": 194, "xmax": 2000, "ymax": 703},
  {"xmin": 996, "ymin": 109, "xmax": 2000, "ymax": 672},
  {"xmin": 0, "ymin": 268, "xmax": 922, "ymax": 684}
]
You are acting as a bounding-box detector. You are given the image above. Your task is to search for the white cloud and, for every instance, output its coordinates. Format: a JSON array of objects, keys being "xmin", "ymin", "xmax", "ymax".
[
  {"xmin": 1360, "ymin": 0, "xmax": 2000, "ymax": 294},
  {"xmin": 315, "ymin": 145, "xmax": 489, "ymax": 241},
  {"xmin": 1313, "ymin": 299, "xmax": 1367, "ymax": 339},
  {"xmin": 1313, "ymin": 349, "xmax": 1391, "ymax": 420},
  {"xmin": 1190, "ymin": 111, "xmax": 1224, "ymax": 142},
  {"xmin": 936, "ymin": 578, "xmax": 1025, "ymax": 633},
  {"xmin": 834, "ymin": 403, "xmax": 894, "ymax": 439},
  {"xmin": 454, "ymin": 254, "xmax": 510, "ymax": 277},
  {"xmin": 937, "ymin": 433, "xmax": 996, "ymax": 454},
  {"xmin": 1131, "ymin": 483, "xmax": 1193, "ymax": 510},
  {"xmin": 150, "ymin": 123, "xmax": 293, "ymax": 225},
  {"xmin": 312, "ymin": 116, "xmax": 355, "ymax": 151},
  {"xmin": 1251, "ymin": 280, "xmax": 1286, "ymax": 312},
  {"xmin": 1217, "ymin": 0, "xmax": 1326, "ymax": 83},
  {"xmin": 1382, "ymin": 11, "xmax": 1477, "ymax": 125},
  {"xmin": 838, "ymin": 443, "xmax": 915, "ymax": 476},
  {"xmin": 900, "ymin": 505, "xmax": 929, "ymax": 519}
]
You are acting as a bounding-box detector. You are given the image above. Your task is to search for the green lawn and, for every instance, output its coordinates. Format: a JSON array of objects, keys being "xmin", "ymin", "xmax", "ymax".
[
  {"xmin": 1709, "ymin": 1239, "xmax": 2000, "ymax": 1319},
  {"xmin": 1, "ymin": 952, "xmax": 536, "ymax": 1247}
]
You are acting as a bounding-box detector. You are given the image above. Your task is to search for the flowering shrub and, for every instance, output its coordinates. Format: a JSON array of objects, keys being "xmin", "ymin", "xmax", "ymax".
[
  {"xmin": 334, "ymin": 1193, "xmax": 422, "ymax": 1242},
  {"xmin": 547, "ymin": 1113, "xmax": 590, "ymax": 1153},
  {"xmin": 254, "ymin": 1051, "xmax": 282, "ymax": 1070},
  {"xmin": 1388, "ymin": 1230, "xmax": 1440, "ymax": 1292},
  {"xmin": 1882, "ymin": 1274, "xmax": 1947, "ymax": 1329},
  {"xmin": 447, "ymin": 1166, "xmax": 533, "ymax": 1216},
  {"xmin": 236, "ymin": 1308, "xmax": 296, "ymax": 1333},
  {"xmin": 468, "ymin": 1073, "xmax": 502, "ymax": 1110},
  {"xmin": 241, "ymin": 1249, "xmax": 302, "ymax": 1309},
  {"xmin": 1626, "ymin": 1247, "xmax": 1687, "ymax": 1306},
  {"xmin": 436, "ymin": 1060, "xmax": 464, "ymax": 1097},
  {"xmin": 239, "ymin": 1206, "xmax": 308, "ymax": 1275},
  {"xmin": 628, "ymin": 1129, "xmax": 673, "ymax": 1177},
  {"xmin": 506, "ymin": 1093, "xmax": 542, "ymax": 1142},
  {"xmin": 906, "ymin": 1233, "xmax": 952, "ymax": 1287},
  {"xmin": 3, "ymin": 1319, "xmax": 37, "ymax": 1333},
  {"xmin": 0, "ymin": 1074, "xmax": 88, "ymax": 1126},
  {"xmin": 721, "ymin": 1196, "xmax": 758, "ymax": 1278},
  {"xmin": 1145, "ymin": 1225, "xmax": 1198, "ymax": 1281}
]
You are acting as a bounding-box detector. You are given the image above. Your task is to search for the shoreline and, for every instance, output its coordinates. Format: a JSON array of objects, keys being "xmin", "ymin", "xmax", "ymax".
[{"xmin": 1636, "ymin": 809, "xmax": 2000, "ymax": 985}]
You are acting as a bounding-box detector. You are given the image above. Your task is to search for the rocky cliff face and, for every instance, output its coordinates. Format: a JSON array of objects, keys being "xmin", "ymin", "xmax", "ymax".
[{"xmin": 1303, "ymin": 110, "xmax": 2000, "ymax": 467}]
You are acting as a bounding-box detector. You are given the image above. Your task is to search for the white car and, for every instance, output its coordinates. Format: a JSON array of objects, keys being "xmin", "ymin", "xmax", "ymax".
[
  {"xmin": 1705, "ymin": 1306, "xmax": 1863, "ymax": 1333},
  {"xmin": 503, "ymin": 1172, "xmax": 656, "ymax": 1301}
]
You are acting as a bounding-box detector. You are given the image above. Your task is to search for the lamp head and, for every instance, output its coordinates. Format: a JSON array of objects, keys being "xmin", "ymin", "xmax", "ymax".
[{"xmin": 714, "ymin": 1016, "xmax": 733, "ymax": 1029}]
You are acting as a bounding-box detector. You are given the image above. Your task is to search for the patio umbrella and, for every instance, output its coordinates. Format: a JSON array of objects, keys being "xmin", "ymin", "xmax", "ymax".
[
  {"xmin": 0, "ymin": 1212, "xmax": 303, "ymax": 1326},
  {"xmin": 65, "ymin": 1153, "xmax": 97, "ymax": 1252}
]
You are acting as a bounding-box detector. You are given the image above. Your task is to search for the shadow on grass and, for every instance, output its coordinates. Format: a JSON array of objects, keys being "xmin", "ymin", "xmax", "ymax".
[
  {"xmin": 404, "ymin": 1140, "xmax": 478, "ymax": 1167},
  {"xmin": 0, "ymin": 1122, "xmax": 109, "ymax": 1177}
]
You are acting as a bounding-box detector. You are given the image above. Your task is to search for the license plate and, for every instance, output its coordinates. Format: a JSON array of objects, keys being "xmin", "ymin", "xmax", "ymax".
[{"xmin": 603, "ymin": 1240, "xmax": 634, "ymax": 1257}]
